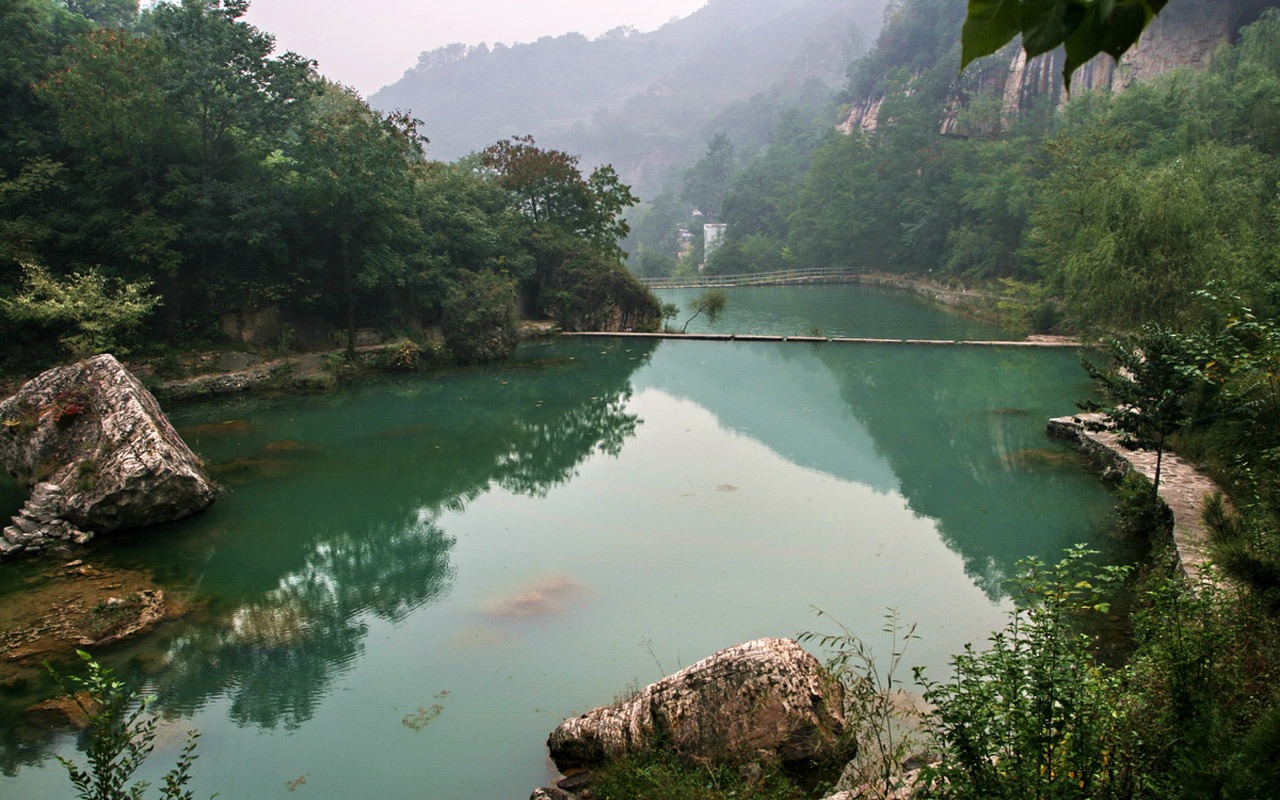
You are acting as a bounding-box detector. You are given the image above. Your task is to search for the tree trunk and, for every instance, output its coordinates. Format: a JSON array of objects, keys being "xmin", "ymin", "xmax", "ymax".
[{"xmin": 341, "ymin": 229, "xmax": 356, "ymax": 359}]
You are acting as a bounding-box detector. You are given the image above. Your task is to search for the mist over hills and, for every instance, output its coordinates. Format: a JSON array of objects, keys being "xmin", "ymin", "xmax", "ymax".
[{"xmin": 371, "ymin": 0, "xmax": 886, "ymax": 197}]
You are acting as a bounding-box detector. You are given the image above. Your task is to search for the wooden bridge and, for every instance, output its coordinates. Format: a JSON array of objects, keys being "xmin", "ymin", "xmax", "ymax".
[{"xmin": 640, "ymin": 267, "xmax": 861, "ymax": 289}]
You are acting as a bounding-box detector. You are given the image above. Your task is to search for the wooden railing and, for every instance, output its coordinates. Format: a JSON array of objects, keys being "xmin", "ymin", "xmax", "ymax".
[{"xmin": 639, "ymin": 267, "xmax": 861, "ymax": 289}]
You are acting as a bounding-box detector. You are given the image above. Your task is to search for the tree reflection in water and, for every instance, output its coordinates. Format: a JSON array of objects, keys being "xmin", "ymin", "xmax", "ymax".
[{"xmin": 0, "ymin": 338, "xmax": 658, "ymax": 764}]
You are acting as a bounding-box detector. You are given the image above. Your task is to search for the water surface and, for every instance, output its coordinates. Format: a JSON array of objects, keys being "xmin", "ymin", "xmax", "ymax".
[{"xmin": 0, "ymin": 286, "xmax": 1123, "ymax": 799}]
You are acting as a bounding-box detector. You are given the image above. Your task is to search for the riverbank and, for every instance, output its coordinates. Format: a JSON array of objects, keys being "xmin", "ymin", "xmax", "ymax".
[
  {"xmin": 151, "ymin": 321, "xmax": 559, "ymax": 403},
  {"xmin": 1048, "ymin": 413, "xmax": 1225, "ymax": 586}
]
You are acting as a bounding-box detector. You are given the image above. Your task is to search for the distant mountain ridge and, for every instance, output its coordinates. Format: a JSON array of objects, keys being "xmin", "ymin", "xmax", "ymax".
[{"xmin": 371, "ymin": 0, "xmax": 886, "ymax": 196}]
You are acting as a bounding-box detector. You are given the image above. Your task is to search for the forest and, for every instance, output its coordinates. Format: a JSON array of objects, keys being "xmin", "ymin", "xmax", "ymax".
[{"xmin": 0, "ymin": 0, "xmax": 660, "ymax": 372}]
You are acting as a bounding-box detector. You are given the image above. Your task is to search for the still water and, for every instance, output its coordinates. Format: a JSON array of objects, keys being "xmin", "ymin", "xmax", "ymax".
[{"xmin": 0, "ymin": 285, "xmax": 1124, "ymax": 799}]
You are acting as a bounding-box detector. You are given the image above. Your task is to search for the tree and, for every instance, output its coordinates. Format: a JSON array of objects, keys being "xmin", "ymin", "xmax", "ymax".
[
  {"xmin": 481, "ymin": 136, "xmax": 657, "ymax": 329},
  {"xmin": 960, "ymin": 0, "xmax": 1169, "ymax": 88},
  {"xmin": 3, "ymin": 262, "xmax": 160, "ymax": 356},
  {"xmin": 481, "ymin": 135, "xmax": 637, "ymax": 260},
  {"xmin": 682, "ymin": 132, "xmax": 735, "ymax": 221},
  {"xmin": 440, "ymin": 270, "xmax": 519, "ymax": 363},
  {"xmin": 140, "ymin": 0, "xmax": 318, "ymax": 328},
  {"xmin": 680, "ymin": 289, "xmax": 728, "ymax": 333},
  {"xmin": 292, "ymin": 83, "xmax": 425, "ymax": 356},
  {"xmin": 1079, "ymin": 323, "xmax": 1198, "ymax": 500}
]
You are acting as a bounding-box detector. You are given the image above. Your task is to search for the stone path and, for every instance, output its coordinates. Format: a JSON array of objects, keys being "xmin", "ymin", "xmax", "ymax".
[{"xmin": 1048, "ymin": 413, "xmax": 1224, "ymax": 586}]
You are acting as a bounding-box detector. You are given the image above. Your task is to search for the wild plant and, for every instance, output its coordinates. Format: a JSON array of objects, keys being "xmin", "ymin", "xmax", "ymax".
[
  {"xmin": 915, "ymin": 546, "xmax": 1135, "ymax": 800},
  {"xmin": 800, "ymin": 608, "xmax": 923, "ymax": 800},
  {"xmin": 48, "ymin": 650, "xmax": 208, "ymax": 800}
]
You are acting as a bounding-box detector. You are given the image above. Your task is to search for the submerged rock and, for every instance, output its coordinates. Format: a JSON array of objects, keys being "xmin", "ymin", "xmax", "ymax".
[
  {"xmin": 547, "ymin": 637, "xmax": 846, "ymax": 772},
  {"xmin": 0, "ymin": 354, "xmax": 217, "ymax": 557}
]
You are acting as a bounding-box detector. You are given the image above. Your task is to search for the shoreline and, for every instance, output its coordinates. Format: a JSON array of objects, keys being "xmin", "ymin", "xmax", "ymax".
[{"xmin": 1048, "ymin": 413, "xmax": 1225, "ymax": 586}]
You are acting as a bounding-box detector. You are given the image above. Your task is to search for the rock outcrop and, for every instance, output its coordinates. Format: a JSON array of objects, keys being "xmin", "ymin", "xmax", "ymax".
[
  {"xmin": 0, "ymin": 354, "xmax": 217, "ymax": 556},
  {"xmin": 547, "ymin": 637, "xmax": 846, "ymax": 772}
]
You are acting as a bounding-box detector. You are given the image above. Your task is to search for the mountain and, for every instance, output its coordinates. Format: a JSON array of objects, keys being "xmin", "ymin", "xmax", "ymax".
[{"xmin": 370, "ymin": 0, "xmax": 886, "ymax": 197}]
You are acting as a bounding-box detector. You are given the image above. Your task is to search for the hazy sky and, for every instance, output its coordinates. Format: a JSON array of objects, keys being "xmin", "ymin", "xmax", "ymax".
[{"xmin": 240, "ymin": 0, "xmax": 709, "ymax": 95}]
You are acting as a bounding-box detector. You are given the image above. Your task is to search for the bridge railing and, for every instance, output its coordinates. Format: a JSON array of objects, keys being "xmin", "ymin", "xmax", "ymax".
[{"xmin": 638, "ymin": 267, "xmax": 861, "ymax": 289}]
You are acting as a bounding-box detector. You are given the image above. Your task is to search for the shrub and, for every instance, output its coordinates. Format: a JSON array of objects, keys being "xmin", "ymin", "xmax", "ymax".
[
  {"xmin": 537, "ymin": 249, "xmax": 663, "ymax": 332},
  {"xmin": 800, "ymin": 609, "xmax": 922, "ymax": 800},
  {"xmin": 1113, "ymin": 472, "xmax": 1173, "ymax": 543},
  {"xmin": 48, "ymin": 651, "xmax": 207, "ymax": 800},
  {"xmin": 916, "ymin": 547, "xmax": 1135, "ymax": 800}
]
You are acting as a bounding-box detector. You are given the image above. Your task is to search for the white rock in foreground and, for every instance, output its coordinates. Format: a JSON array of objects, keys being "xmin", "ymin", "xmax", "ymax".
[
  {"xmin": 0, "ymin": 354, "xmax": 216, "ymax": 556},
  {"xmin": 548, "ymin": 637, "xmax": 847, "ymax": 770}
]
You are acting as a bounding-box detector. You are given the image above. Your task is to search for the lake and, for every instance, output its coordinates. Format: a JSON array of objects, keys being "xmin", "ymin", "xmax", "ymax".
[{"xmin": 0, "ymin": 284, "xmax": 1128, "ymax": 799}]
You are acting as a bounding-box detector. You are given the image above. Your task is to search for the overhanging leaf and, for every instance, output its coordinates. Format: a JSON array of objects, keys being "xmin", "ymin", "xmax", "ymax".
[
  {"xmin": 1022, "ymin": 0, "xmax": 1084, "ymax": 59},
  {"xmin": 1062, "ymin": 4, "xmax": 1106, "ymax": 89},
  {"xmin": 960, "ymin": 0, "xmax": 1022, "ymax": 70},
  {"xmin": 1099, "ymin": 3, "xmax": 1149, "ymax": 58}
]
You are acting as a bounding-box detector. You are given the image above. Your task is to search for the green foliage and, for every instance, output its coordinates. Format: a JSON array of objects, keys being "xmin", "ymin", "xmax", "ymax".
[
  {"xmin": 291, "ymin": 82, "xmax": 424, "ymax": 355},
  {"xmin": 3, "ymin": 262, "xmax": 160, "ymax": 356},
  {"xmin": 588, "ymin": 746, "xmax": 807, "ymax": 800},
  {"xmin": 917, "ymin": 547, "xmax": 1133, "ymax": 800},
  {"xmin": 1122, "ymin": 570, "xmax": 1280, "ymax": 797},
  {"xmin": 682, "ymin": 133, "xmax": 736, "ymax": 222},
  {"xmin": 799, "ymin": 610, "xmax": 921, "ymax": 800},
  {"xmin": 440, "ymin": 271, "xmax": 519, "ymax": 364},
  {"xmin": 537, "ymin": 248, "xmax": 663, "ymax": 332},
  {"xmin": 995, "ymin": 279, "xmax": 1059, "ymax": 335},
  {"xmin": 482, "ymin": 135, "xmax": 636, "ymax": 261},
  {"xmin": 1079, "ymin": 324, "xmax": 1199, "ymax": 497},
  {"xmin": 960, "ymin": 0, "xmax": 1168, "ymax": 89},
  {"xmin": 49, "ymin": 650, "xmax": 207, "ymax": 800},
  {"xmin": 1111, "ymin": 472, "xmax": 1172, "ymax": 542},
  {"xmin": 0, "ymin": 1, "xmax": 652, "ymax": 368},
  {"xmin": 680, "ymin": 290, "xmax": 728, "ymax": 333}
]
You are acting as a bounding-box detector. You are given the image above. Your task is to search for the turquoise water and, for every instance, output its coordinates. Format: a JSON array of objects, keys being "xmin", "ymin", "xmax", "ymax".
[{"xmin": 0, "ymin": 286, "xmax": 1123, "ymax": 799}]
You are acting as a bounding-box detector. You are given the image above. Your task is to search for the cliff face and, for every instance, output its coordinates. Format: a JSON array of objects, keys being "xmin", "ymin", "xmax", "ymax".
[{"xmin": 842, "ymin": 0, "xmax": 1277, "ymax": 136}]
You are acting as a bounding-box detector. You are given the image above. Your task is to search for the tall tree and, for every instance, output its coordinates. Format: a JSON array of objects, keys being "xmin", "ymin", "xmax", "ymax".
[
  {"xmin": 1080, "ymin": 323, "xmax": 1198, "ymax": 500},
  {"xmin": 141, "ymin": 0, "xmax": 317, "ymax": 328},
  {"xmin": 682, "ymin": 132, "xmax": 735, "ymax": 221},
  {"xmin": 292, "ymin": 83, "xmax": 425, "ymax": 355}
]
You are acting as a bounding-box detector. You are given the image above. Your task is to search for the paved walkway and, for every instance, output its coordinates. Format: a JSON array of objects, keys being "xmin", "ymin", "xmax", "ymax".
[{"xmin": 1048, "ymin": 413, "xmax": 1224, "ymax": 586}]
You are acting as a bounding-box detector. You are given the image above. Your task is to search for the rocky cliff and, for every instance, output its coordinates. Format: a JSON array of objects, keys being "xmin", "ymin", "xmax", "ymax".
[{"xmin": 840, "ymin": 0, "xmax": 1277, "ymax": 136}]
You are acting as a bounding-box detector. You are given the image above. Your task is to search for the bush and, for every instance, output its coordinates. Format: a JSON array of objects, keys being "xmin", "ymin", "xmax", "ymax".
[
  {"xmin": 1113, "ymin": 472, "xmax": 1173, "ymax": 543},
  {"xmin": 441, "ymin": 271, "xmax": 519, "ymax": 364},
  {"xmin": 916, "ymin": 547, "xmax": 1135, "ymax": 800},
  {"xmin": 49, "ymin": 651, "xmax": 207, "ymax": 800},
  {"xmin": 537, "ymin": 252, "xmax": 665, "ymax": 332}
]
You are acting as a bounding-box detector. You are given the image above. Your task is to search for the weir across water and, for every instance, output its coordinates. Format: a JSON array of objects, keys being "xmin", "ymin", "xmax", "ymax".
[{"xmin": 563, "ymin": 331, "xmax": 1081, "ymax": 347}]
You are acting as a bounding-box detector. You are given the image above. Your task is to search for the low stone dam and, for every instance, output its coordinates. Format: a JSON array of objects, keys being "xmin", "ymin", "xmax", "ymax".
[{"xmin": 563, "ymin": 331, "xmax": 1080, "ymax": 347}]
